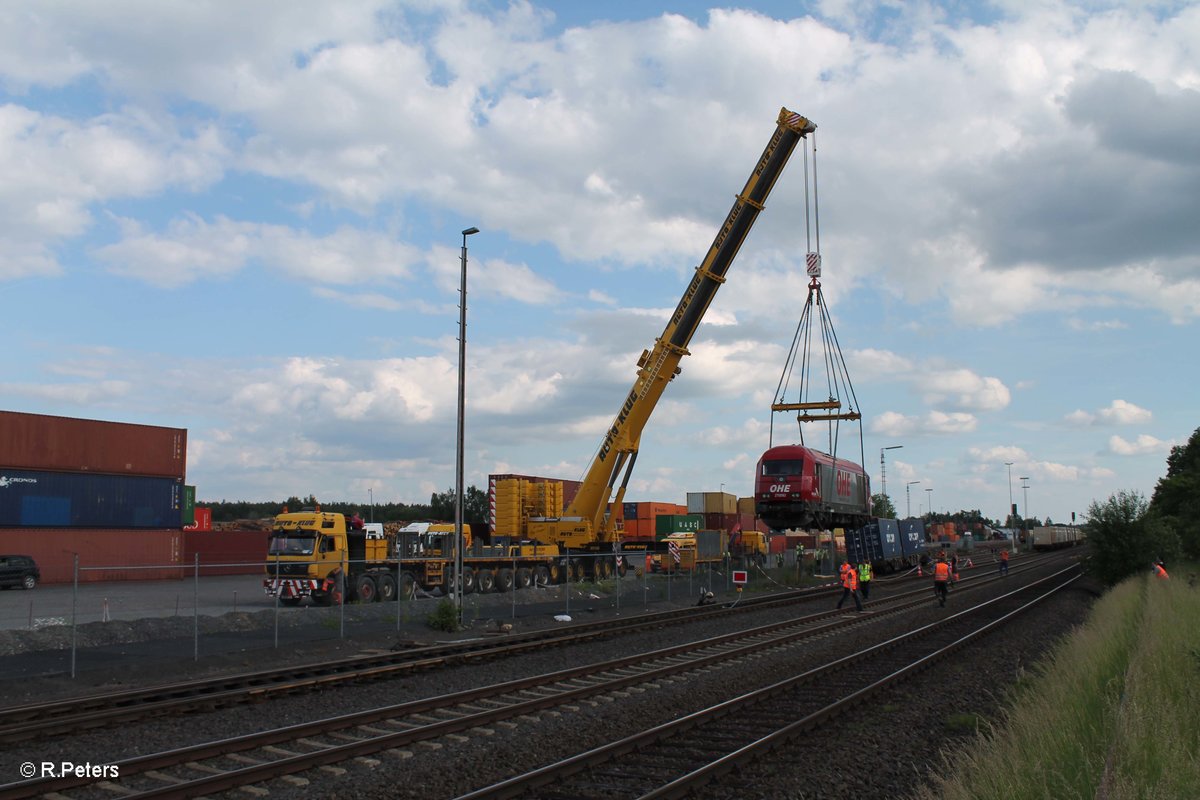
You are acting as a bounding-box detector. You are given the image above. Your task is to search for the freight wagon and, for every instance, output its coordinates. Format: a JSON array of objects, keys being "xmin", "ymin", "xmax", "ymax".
[{"xmin": 1029, "ymin": 526, "xmax": 1085, "ymax": 551}]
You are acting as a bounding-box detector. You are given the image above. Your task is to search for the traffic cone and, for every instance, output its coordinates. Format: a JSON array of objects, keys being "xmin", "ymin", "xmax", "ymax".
[{"xmin": 917, "ymin": 564, "xmax": 923, "ymax": 576}]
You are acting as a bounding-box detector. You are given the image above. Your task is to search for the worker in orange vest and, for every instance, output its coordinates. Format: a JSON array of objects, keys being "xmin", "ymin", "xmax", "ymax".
[
  {"xmin": 933, "ymin": 557, "xmax": 952, "ymax": 607},
  {"xmin": 1153, "ymin": 560, "xmax": 1169, "ymax": 580},
  {"xmin": 837, "ymin": 560, "xmax": 864, "ymax": 612},
  {"xmin": 999, "ymin": 549, "xmax": 1009, "ymax": 577}
]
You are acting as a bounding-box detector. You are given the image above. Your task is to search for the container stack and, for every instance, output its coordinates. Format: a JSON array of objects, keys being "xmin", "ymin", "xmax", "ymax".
[
  {"xmin": 487, "ymin": 473, "xmax": 582, "ymax": 537},
  {"xmin": 0, "ymin": 411, "xmax": 188, "ymax": 583}
]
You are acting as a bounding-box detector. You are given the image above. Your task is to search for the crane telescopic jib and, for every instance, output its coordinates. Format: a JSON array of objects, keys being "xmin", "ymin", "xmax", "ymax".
[{"xmin": 528, "ymin": 107, "xmax": 816, "ymax": 550}]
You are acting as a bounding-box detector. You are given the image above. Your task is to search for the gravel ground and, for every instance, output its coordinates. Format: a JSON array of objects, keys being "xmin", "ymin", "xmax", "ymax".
[{"xmin": 0, "ymin": 556, "xmax": 1094, "ymax": 799}]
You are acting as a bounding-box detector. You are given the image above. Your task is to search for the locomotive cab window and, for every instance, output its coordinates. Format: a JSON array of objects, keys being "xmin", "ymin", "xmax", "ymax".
[{"xmin": 762, "ymin": 459, "xmax": 804, "ymax": 476}]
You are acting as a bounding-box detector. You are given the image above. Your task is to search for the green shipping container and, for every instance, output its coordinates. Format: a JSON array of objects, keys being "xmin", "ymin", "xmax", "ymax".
[
  {"xmin": 181, "ymin": 484, "xmax": 196, "ymax": 526},
  {"xmin": 656, "ymin": 513, "xmax": 703, "ymax": 540}
]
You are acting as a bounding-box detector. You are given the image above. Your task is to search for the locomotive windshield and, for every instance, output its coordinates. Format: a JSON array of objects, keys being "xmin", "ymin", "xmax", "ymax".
[{"xmin": 762, "ymin": 459, "xmax": 804, "ymax": 476}]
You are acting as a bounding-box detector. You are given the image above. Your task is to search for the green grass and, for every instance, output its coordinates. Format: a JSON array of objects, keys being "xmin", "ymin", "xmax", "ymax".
[{"xmin": 919, "ymin": 564, "xmax": 1200, "ymax": 800}]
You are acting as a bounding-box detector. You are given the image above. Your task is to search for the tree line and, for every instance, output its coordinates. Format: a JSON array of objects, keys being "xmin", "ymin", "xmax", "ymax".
[
  {"xmin": 202, "ymin": 486, "xmax": 490, "ymax": 528},
  {"xmin": 1086, "ymin": 425, "xmax": 1200, "ymax": 585}
]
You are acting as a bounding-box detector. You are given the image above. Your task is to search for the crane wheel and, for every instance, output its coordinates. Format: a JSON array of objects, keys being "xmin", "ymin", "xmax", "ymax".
[
  {"xmin": 476, "ymin": 569, "xmax": 495, "ymax": 593},
  {"xmin": 535, "ymin": 565, "xmax": 552, "ymax": 586},
  {"xmin": 496, "ymin": 568, "xmax": 515, "ymax": 592},
  {"xmin": 461, "ymin": 567, "xmax": 476, "ymax": 594},
  {"xmin": 515, "ymin": 567, "xmax": 533, "ymax": 589},
  {"xmin": 376, "ymin": 574, "xmax": 397, "ymax": 602},
  {"xmin": 355, "ymin": 575, "xmax": 378, "ymax": 603}
]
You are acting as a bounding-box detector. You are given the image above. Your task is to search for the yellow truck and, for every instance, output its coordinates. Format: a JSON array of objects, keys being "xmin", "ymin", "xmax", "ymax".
[{"xmin": 263, "ymin": 509, "xmax": 565, "ymax": 604}]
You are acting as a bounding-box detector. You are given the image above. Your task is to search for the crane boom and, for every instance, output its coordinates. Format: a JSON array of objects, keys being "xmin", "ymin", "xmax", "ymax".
[{"xmin": 530, "ymin": 107, "xmax": 816, "ymax": 550}]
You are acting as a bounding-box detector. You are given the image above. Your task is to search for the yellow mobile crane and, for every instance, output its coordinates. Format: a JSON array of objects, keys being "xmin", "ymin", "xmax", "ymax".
[{"xmin": 527, "ymin": 107, "xmax": 816, "ymax": 555}]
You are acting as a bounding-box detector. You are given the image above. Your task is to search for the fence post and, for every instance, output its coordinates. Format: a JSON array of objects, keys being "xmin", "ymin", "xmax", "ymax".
[
  {"xmin": 70, "ymin": 553, "xmax": 79, "ymax": 679},
  {"xmin": 615, "ymin": 547, "xmax": 620, "ymax": 614},
  {"xmin": 565, "ymin": 548, "xmax": 570, "ymax": 617},
  {"xmin": 512, "ymin": 550, "xmax": 517, "ymax": 621},
  {"xmin": 273, "ymin": 551, "xmax": 280, "ymax": 650},
  {"xmin": 193, "ymin": 553, "xmax": 200, "ymax": 662}
]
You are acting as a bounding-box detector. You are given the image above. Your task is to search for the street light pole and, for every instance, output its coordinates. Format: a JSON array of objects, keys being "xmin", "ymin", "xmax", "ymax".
[
  {"xmin": 1004, "ymin": 461, "xmax": 1015, "ymax": 551},
  {"xmin": 455, "ymin": 226, "xmax": 479, "ymax": 626},
  {"xmin": 1020, "ymin": 477, "xmax": 1030, "ymax": 550},
  {"xmin": 906, "ymin": 481, "xmax": 921, "ymax": 518},
  {"xmin": 369, "ymin": 488, "xmax": 373, "ymax": 523},
  {"xmin": 925, "ymin": 487, "xmax": 933, "ymax": 520},
  {"xmin": 880, "ymin": 445, "xmax": 902, "ymax": 509}
]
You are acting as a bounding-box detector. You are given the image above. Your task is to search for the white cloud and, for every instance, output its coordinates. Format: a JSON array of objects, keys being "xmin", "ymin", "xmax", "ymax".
[
  {"xmin": 920, "ymin": 369, "xmax": 1011, "ymax": 412},
  {"xmin": 1066, "ymin": 399, "xmax": 1153, "ymax": 426},
  {"xmin": 871, "ymin": 410, "xmax": 978, "ymax": 436},
  {"xmin": 1108, "ymin": 434, "xmax": 1173, "ymax": 456},
  {"xmin": 1098, "ymin": 399, "xmax": 1152, "ymax": 425}
]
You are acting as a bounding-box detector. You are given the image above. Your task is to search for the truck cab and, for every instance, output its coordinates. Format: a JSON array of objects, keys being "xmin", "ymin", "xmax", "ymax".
[{"xmin": 264, "ymin": 510, "xmax": 386, "ymax": 604}]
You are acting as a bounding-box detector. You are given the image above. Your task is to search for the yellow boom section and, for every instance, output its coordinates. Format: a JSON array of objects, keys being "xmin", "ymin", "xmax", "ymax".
[{"xmin": 531, "ymin": 107, "xmax": 816, "ymax": 549}]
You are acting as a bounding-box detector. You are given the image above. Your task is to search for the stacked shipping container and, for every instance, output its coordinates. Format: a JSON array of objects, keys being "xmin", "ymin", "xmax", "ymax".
[{"xmin": 0, "ymin": 411, "xmax": 189, "ymax": 583}]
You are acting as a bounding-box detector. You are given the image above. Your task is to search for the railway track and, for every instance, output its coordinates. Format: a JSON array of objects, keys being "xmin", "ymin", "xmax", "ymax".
[
  {"xmin": 461, "ymin": 562, "xmax": 1083, "ymax": 799},
  {"xmin": 0, "ymin": 552, "xmax": 1044, "ymax": 744},
  {"xmin": 0, "ymin": 553, "xmax": 1077, "ymax": 800}
]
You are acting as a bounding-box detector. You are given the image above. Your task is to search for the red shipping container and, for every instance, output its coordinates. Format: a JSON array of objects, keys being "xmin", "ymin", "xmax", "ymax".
[
  {"xmin": 184, "ymin": 507, "xmax": 214, "ymax": 532},
  {"xmin": 183, "ymin": 529, "xmax": 268, "ymax": 575},
  {"xmin": 0, "ymin": 528, "xmax": 183, "ymax": 584},
  {"xmin": 0, "ymin": 410, "xmax": 186, "ymax": 478},
  {"xmin": 703, "ymin": 512, "xmax": 739, "ymax": 531}
]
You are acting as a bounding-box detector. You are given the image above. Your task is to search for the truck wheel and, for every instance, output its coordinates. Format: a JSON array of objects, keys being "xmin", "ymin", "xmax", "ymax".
[
  {"xmin": 355, "ymin": 575, "xmax": 378, "ymax": 603},
  {"xmin": 376, "ymin": 574, "xmax": 397, "ymax": 602},
  {"xmin": 598, "ymin": 559, "xmax": 613, "ymax": 579},
  {"xmin": 617, "ymin": 557, "xmax": 629, "ymax": 577},
  {"xmin": 496, "ymin": 568, "xmax": 514, "ymax": 592},
  {"xmin": 401, "ymin": 572, "xmax": 418, "ymax": 599},
  {"xmin": 461, "ymin": 567, "xmax": 476, "ymax": 594},
  {"xmin": 475, "ymin": 569, "xmax": 495, "ymax": 593},
  {"xmin": 515, "ymin": 568, "xmax": 533, "ymax": 589},
  {"xmin": 534, "ymin": 565, "xmax": 552, "ymax": 587},
  {"xmin": 570, "ymin": 560, "xmax": 585, "ymax": 583}
]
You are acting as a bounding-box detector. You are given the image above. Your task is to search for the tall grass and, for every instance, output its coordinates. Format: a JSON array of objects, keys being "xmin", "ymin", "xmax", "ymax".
[
  {"xmin": 1102, "ymin": 576, "xmax": 1200, "ymax": 799},
  {"xmin": 919, "ymin": 578, "xmax": 1144, "ymax": 800},
  {"xmin": 920, "ymin": 567, "xmax": 1200, "ymax": 800}
]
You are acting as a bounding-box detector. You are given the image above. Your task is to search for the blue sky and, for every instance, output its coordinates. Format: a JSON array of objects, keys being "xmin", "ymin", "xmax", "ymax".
[{"xmin": 2, "ymin": 0, "xmax": 1197, "ymax": 525}]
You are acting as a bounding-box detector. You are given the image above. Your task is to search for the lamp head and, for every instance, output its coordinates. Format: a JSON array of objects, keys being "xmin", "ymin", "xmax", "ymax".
[{"xmin": 462, "ymin": 226, "xmax": 480, "ymax": 236}]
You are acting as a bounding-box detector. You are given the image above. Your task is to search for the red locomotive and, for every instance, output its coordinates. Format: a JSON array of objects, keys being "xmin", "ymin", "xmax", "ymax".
[{"xmin": 754, "ymin": 444, "xmax": 872, "ymax": 531}]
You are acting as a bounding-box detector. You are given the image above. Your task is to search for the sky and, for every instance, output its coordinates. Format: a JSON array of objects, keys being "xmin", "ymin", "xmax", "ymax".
[{"xmin": 1, "ymin": 0, "xmax": 1197, "ymax": 526}]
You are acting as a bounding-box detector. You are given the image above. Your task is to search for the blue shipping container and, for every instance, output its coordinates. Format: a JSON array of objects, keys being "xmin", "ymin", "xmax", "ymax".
[
  {"xmin": 876, "ymin": 518, "xmax": 903, "ymax": 560},
  {"xmin": 898, "ymin": 518, "xmax": 926, "ymax": 557},
  {"xmin": 0, "ymin": 468, "xmax": 181, "ymax": 528},
  {"xmin": 847, "ymin": 519, "xmax": 904, "ymax": 564}
]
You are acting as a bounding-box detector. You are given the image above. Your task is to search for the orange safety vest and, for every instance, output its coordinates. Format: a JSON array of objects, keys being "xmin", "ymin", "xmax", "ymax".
[
  {"xmin": 1000, "ymin": 550, "xmax": 1009, "ymax": 561},
  {"xmin": 934, "ymin": 562, "xmax": 951, "ymax": 581},
  {"xmin": 842, "ymin": 568, "xmax": 858, "ymax": 590},
  {"xmin": 1153, "ymin": 564, "xmax": 1169, "ymax": 580}
]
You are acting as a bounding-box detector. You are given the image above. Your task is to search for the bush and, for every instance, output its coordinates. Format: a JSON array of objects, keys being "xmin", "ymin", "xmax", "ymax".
[
  {"xmin": 426, "ymin": 598, "xmax": 461, "ymax": 632},
  {"xmin": 1085, "ymin": 490, "xmax": 1179, "ymax": 585}
]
